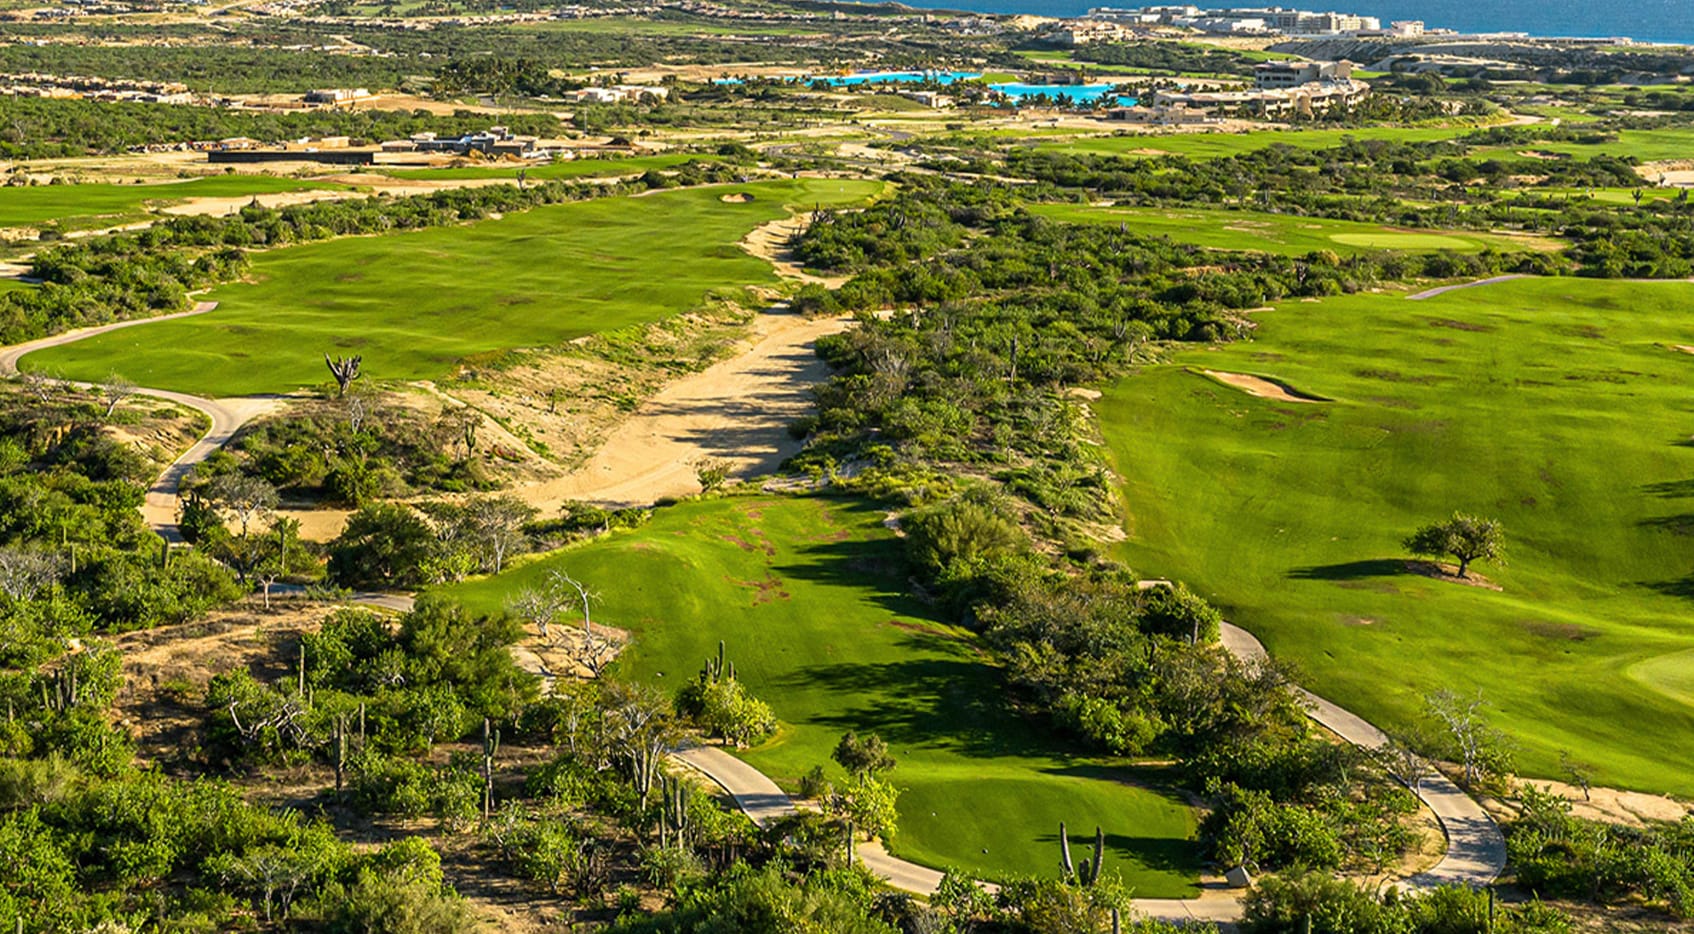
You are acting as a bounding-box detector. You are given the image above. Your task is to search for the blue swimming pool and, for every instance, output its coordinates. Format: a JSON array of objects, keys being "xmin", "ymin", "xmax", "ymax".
[
  {"xmin": 989, "ymin": 82, "xmax": 1136, "ymax": 106},
  {"xmin": 711, "ymin": 73, "xmax": 1135, "ymax": 108}
]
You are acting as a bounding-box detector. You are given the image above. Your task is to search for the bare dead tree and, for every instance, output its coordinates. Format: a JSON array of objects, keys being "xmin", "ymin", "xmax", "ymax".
[
  {"xmin": 18, "ymin": 370, "xmax": 59, "ymax": 404},
  {"xmin": 324, "ymin": 354, "xmax": 362, "ymax": 398},
  {"xmin": 465, "ymin": 496, "xmax": 534, "ymax": 574},
  {"xmin": 206, "ymin": 474, "xmax": 279, "ymax": 539},
  {"xmin": 100, "ymin": 373, "xmax": 138, "ymax": 419},
  {"xmin": 344, "ymin": 390, "xmax": 370, "ymax": 435},
  {"xmin": 0, "ymin": 546, "xmax": 65, "ymax": 601},
  {"xmin": 509, "ymin": 584, "xmax": 569, "ymax": 641},
  {"xmin": 547, "ymin": 568, "xmax": 599, "ymax": 638}
]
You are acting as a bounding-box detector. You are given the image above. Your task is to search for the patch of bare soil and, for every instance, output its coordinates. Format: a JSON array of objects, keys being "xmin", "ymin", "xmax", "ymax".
[
  {"xmin": 741, "ymin": 215, "xmax": 847, "ymax": 288},
  {"xmin": 110, "ymin": 602, "xmax": 325, "ymax": 766},
  {"xmin": 513, "ymin": 306, "xmax": 850, "ymax": 510},
  {"xmin": 1485, "ymin": 780, "xmax": 1690, "ymax": 829},
  {"xmin": 1404, "ymin": 560, "xmax": 1503, "ymax": 590},
  {"xmin": 1201, "ymin": 369, "xmax": 1328, "ymax": 404}
]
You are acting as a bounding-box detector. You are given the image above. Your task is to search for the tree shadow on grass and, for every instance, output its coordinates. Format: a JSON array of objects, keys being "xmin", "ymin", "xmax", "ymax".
[
  {"xmin": 1637, "ymin": 513, "xmax": 1694, "ymax": 536},
  {"xmin": 1640, "ymin": 573, "xmax": 1694, "ymax": 600},
  {"xmin": 773, "ymin": 654, "xmax": 1053, "ymax": 761},
  {"xmin": 1029, "ymin": 822, "xmax": 1204, "ymax": 879},
  {"xmin": 1286, "ymin": 558, "xmax": 1408, "ymax": 581},
  {"xmin": 1641, "ymin": 478, "xmax": 1694, "ymax": 498}
]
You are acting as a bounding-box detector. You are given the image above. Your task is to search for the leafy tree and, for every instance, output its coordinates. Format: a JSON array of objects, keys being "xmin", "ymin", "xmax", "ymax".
[
  {"xmin": 1404, "ymin": 513, "xmax": 1506, "ymax": 578},
  {"xmin": 328, "ymin": 503, "xmax": 436, "ymax": 588},
  {"xmin": 832, "ymin": 731, "xmax": 896, "ymax": 777}
]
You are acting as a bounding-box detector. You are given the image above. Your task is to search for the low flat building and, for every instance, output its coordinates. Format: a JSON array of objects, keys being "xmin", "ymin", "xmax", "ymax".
[{"xmin": 1254, "ymin": 60, "xmax": 1351, "ymax": 89}]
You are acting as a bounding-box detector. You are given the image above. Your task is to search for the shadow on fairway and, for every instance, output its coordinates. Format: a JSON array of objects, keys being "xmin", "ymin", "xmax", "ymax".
[
  {"xmin": 1641, "ymin": 478, "xmax": 1694, "ymax": 498},
  {"xmin": 775, "ymin": 654, "xmax": 1052, "ymax": 760},
  {"xmin": 1287, "ymin": 558, "xmax": 1408, "ymax": 581},
  {"xmin": 1030, "ymin": 822, "xmax": 1204, "ymax": 878},
  {"xmin": 1640, "ymin": 573, "xmax": 1694, "ymax": 600}
]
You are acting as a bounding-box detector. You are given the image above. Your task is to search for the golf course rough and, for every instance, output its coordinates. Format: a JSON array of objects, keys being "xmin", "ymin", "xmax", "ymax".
[
  {"xmin": 20, "ymin": 178, "xmax": 883, "ymax": 397},
  {"xmin": 1100, "ymin": 276, "xmax": 1694, "ymax": 796},
  {"xmin": 445, "ymin": 495, "xmax": 1204, "ymax": 896}
]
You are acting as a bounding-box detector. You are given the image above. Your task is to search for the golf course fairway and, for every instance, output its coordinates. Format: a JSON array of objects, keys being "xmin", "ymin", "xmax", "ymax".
[
  {"xmin": 445, "ymin": 495, "xmax": 1203, "ymax": 895},
  {"xmin": 1101, "ymin": 276, "xmax": 1694, "ymax": 796},
  {"xmin": 21, "ymin": 178, "xmax": 882, "ymax": 397}
]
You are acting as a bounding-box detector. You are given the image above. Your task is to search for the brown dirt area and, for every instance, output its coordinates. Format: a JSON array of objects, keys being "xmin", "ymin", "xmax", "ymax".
[
  {"xmin": 1201, "ymin": 369, "xmax": 1327, "ymax": 404},
  {"xmin": 741, "ymin": 215, "xmax": 848, "ymax": 287},
  {"xmin": 1485, "ymin": 780, "xmax": 1689, "ymax": 829},
  {"xmin": 1404, "ymin": 560, "xmax": 1503, "ymax": 591}
]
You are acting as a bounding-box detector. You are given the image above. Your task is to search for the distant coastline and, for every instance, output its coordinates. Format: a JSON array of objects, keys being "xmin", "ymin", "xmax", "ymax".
[{"xmin": 883, "ymin": 0, "xmax": 1694, "ymax": 46}]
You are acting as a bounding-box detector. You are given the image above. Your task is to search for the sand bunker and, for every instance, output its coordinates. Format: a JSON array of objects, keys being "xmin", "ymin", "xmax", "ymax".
[
  {"xmin": 1202, "ymin": 370, "xmax": 1326, "ymax": 404},
  {"xmin": 720, "ymin": 192, "xmax": 755, "ymax": 203}
]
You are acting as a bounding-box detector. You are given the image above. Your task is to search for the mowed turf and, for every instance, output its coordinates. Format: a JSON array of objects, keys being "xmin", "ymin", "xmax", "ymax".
[
  {"xmin": 0, "ymin": 175, "xmax": 345, "ymax": 229},
  {"xmin": 1099, "ymin": 277, "xmax": 1694, "ymax": 795},
  {"xmin": 445, "ymin": 496, "xmax": 1202, "ymax": 894},
  {"xmin": 1026, "ymin": 203, "xmax": 1560, "ymax": 256},
  {"xmin": 23, "ymin": 178, "xmax": 880, "ymax": 397},
  {"xmin": 1040, "ymin": 125, "xmax": 1483, "ymax": 159},
  {"xmin": 380, "ymin": 153, "xmax": 721, "ymax": 182}
]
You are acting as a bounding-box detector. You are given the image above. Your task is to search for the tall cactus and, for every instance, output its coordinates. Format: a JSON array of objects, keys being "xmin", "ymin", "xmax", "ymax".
[
  {"xmin": 658, "ymin": 773, "xmax": 693, "ymax": 850},
  {"xmin": 481, "ymin": 717, "xmax": 501, "ymax": 819},
  {"xmin": 1060, "ymin": 822, "xmax": 1105, "ymax": 887}
]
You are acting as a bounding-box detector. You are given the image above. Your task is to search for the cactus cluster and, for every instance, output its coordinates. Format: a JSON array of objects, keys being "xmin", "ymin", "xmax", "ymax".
[
  {"xmin": 1059, "ymin": 821, "xmax": 1105, "ymax": 887},
  {"xmin": 702, "ymin": 640, "xmax": 735, "ymax": 683}
]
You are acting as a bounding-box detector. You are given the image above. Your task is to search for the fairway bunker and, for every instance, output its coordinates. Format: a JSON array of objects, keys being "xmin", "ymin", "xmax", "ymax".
[
  {"xmin": 721, "ymin": 192, "xmax": 755, "ymax": 203},
  {"xmin": 1201, "ymin": 369, "xmax": 1328, "ymax": 404}
]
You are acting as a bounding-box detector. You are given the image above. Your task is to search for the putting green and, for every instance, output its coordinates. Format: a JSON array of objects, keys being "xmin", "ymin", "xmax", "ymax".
[
  {"xmin": 22, "ymin": 178, "xmax": 881, "ymax": 397},
  {"xmin": 1629, "ymin": 649, "xmax": 1694, "ymax": 708},
  {"xmin": 444, "ymin": 496, "xmax": 1202, "ymax": 894},
  {"xmin": 1100, "ymin": 276, "xmax": 1694, "ymax": 796}
]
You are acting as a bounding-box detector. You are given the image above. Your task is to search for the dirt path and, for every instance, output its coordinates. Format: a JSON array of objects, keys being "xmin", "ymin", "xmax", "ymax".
[
  {"xmin": 1202, "ymin": 369, "xmax": 1327, "ymax": 404},
  {"xmin": 273, "ymin": 304, "xmax": 848, "ymax": 540},
  {"xmin": 1407, "ymin": 275, "xmax": 1527, "ymax": 301},
  {"xmin": 1, "ymin": 301, "xmax": 291, "ymax": 541},
  {"xmin": 740, "ymin": 216, "xmax": 848, "ymax": 288}
]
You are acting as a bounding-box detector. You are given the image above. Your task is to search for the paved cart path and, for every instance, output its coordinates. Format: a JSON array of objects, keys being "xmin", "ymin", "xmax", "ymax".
[{"xmin": 0, "ymin": 301, "xmax": 288, "ymax": 542}]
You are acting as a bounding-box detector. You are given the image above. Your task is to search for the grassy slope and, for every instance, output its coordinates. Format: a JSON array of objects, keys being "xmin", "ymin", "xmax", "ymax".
[
  {"xmin": 1099, "ymin": 277, "xmax": 1694, "ymax": 795},
  {"xmin": 1480, "ymin": 128, "xmax": 1694, "ymax": 163},
  {"xmin": 1026, "ymin": 203, "xmax": 1560, "ymax": 256},
  {"xmin": 1041, "ymin": 126, "xmax": 1483, "ymax": 159},
  {"xmin": 445, "ymin": 496, "xmax": 1202, "ymax": 895},
  {"xmin": 23, "ymin": 178, "xmax": 879, "ymax": 396},
  {"xmin": 0, "ymin": 176, "xmax": 345, "ymax": 229},
  {"xmin": 380, "ymin": 153, "xmax": 722, "ymax": 182}
]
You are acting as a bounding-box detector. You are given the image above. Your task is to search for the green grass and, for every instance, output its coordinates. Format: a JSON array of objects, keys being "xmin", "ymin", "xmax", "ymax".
[
  {"xmin": 1477, "ymin": 128, "xmax": 1694, "ymax": 163},
  {"xmin": 22, "ymin": 178, "xmax": 881, "ymax": 397},
  {"xmin": 1098, "ymin": 276, "xmax": 1694, "ymax": 796},
  {"xmin": 443, "ymin": 495, "xmax": 1202, "ymax": 894},
  {"xmin": 1026, "ymin": 203, "xmax": 1561, "ymax": 256},
  {"xmin": 380, "ymin": 153, "xmax": 722, "ymax": 182},
  {"xmin": 0, "ymin": 175, "xmax": 345, "ymax": 230},
  {"xmin": 1041, "ymin": 126, "xmax": 1487, "ymax": 159}
]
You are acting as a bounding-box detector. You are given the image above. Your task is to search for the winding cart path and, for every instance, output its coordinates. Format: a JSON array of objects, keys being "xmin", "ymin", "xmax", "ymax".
[
  {"xmin": 670, "ymin": 623, "xmax": 1504, "ymax": 924},
  {"xmin": 0, "ymin": 301, "xmax": 288, "ymax": 542}
]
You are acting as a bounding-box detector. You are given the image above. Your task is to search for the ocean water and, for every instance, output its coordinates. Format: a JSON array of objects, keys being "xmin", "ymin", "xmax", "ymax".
[{"xmin": 893, "ymin": 0, "xmax": 1694, "ymax": 45}]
